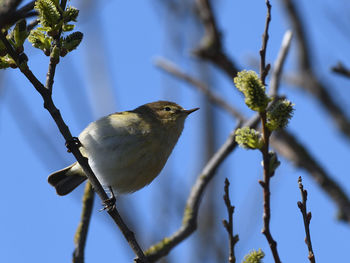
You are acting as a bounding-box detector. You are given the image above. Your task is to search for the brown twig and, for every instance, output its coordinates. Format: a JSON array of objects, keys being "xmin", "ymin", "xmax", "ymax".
[
  {"xmin": 0, "ymin": 28, "xmax": 148, "ymax": 263},
  {"xmin": 297, "ymin": 177, "xmax": 316, "ymax": 263},
  {"xmin": 222, "ymin": 178, "xmax": 239, "ymax": 263},
  {"xmin": 73, "ymin": 181, "xmax": 95, "ymax": 263},
  {"xmin": 281, "ymin": 0, "xmax": 350, "ymax": 139},
  {"xmin": 257, "ymin": 2, "xmax": 281, "ymax": 262},
  {"xmin": 331, "ymin": 62, "xmax": 350, "ymax": 79},
  {"xmin": 259, "ymin": 0, "xmax": 272, "ymax": 85}
]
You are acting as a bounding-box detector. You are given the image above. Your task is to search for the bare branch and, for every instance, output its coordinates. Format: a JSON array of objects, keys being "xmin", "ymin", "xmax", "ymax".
[
  {"xmin": 259, "ymin": 0, "xmax": 272, "ymax": 85},
  {"xmin": 297, "ymin": 177, "xmax": 316, "ymax": 263},
  {"xmin": 73, "ymin": 182, "xmax": 95, "ymax": 263},
  {"xmin": 222, "ymin": 178, "xmax": 239, "ymax": 263},
  {"xmin": 270, "ymin": 30, "xmax": 293, "ymax": 97},
  {"xmin": 257, "ymin": 2, "xmax": 282, "ymax": 262},
  {"xmin": 331, "ymin": 62, "xmax": 350, "ymax": 79}
]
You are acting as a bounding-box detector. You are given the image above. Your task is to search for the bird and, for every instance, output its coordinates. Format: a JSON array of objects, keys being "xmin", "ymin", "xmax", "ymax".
[{"xmin": 48, "ymin": 101, "xmax": 199, "ymax": 196}]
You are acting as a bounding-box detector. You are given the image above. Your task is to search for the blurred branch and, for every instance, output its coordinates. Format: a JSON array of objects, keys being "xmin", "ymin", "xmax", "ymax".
[
  {"xmin": 258, "ymin": 2, "xmax": 282, "ymax": 262},
  {"xmin": 154, "ymin": 57, "xmax": 243, "ymax": 123},
  {"xmin": 297, "ymin": 177, "xmax": 316, "ymax": 263},
  {"xmin": 281, "ymin": 0, "xmax": 350, "ymax": 139},
  {"xmin": 270, "ymin": 30, "xmax": 293, "ymax": 96},
  {"xmin": 331, "ymin": 62, "xmax": 350, "ymax": 79},
  {"xmin": 193, "ymin": 0, "xmax": 239, "ymax": 78},
  {"xmin": 73, "ymin": 182, "xmax": 95, "ymax": 263},
  {"xmin": 0, "ymin": 24, "xmax": 148, "ymax": 263},
  {"xmin": 222, "ymin": 178, "xmax": 239, "ymax": 263}
]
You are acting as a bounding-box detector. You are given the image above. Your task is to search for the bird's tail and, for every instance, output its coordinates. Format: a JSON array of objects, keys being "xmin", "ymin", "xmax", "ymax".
[{"xmin": 48, "ymin": 162, "xmax": 87, "ymax": 196}]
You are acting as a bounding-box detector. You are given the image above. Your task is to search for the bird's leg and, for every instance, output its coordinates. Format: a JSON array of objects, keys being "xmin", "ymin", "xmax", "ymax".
[
  {"xmin": 101, "ymin": 186, "xmax": 116, "ymax": 212},
  {"xmin": 65, "ymin": 137, "xmax": 82, "ymax": 153}
]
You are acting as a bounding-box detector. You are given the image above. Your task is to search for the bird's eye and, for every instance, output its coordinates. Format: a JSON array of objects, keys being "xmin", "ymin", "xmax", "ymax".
[{"xmin": 164, "ymin": 106, "xmax": 171, "ymax": 111}]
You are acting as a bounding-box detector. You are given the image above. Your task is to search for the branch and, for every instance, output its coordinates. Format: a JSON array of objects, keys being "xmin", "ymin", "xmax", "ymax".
[
  {"xmin": 297, "ymin": 177, "xmax": 316, "ymax": 263},
  {"xmin": 270, "ymin": 30, "xmax": 293, "ymax": 97},
  {"xmin": 222, "ymin": 178, "xmax": 239, "ymax": 263},
  {"xmin": 259, "ymin": 0, "xmax": 272, "ymax": 85},
  {"xmin": 193, "ymin": 0, "xmax": 239, "ymax": 78},
  {"xmin": 257, "ymin": 2, "xmax": 281, "ymax": 262},
  {"xmin": 73, "ymin": 182, "xmax": 95, "ymax": 263},
  {"xmin": 0, "ymin": 30, "xmax": 148, "ymax": 263},
  {"xmin": 281, "ymin": 0, "xmax": 350, "ymax": 139},
  {"xmin": 331, "ymin": 62, "xmax": 350, "ymax": 79}
]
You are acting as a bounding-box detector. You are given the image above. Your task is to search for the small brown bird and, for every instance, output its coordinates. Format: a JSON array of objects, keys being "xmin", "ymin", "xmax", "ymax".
[{"xmin": 48, "ymin": 101, "xmax": 199, "ymax": 196}]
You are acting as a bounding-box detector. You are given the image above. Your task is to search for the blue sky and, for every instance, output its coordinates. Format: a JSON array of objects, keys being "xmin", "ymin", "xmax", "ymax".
[{"xmin": 1, "ymin": 0, "xmax": 350, "ymax": 262}]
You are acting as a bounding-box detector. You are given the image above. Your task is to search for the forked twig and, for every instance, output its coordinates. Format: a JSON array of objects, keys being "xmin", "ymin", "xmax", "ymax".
[
  {"xmin": 297, "ymin": 177, "xmax": 316, "ymax": 263},
  {"xmin": 222, "ymin": 178, "xmax": 239, "ymax": 263}
]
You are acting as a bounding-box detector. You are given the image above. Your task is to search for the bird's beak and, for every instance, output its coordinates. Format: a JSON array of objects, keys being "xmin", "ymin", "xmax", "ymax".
[{"xmin": 183, "ymin": 107, "xmax": 199, "ymax": 115}]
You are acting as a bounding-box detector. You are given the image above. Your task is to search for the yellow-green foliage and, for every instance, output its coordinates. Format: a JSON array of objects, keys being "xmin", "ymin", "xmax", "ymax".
[
  {"xmin": 242, "ymin": 249, "xmax": 265, "ymax": 263},
  {"xmin": 266, "ymin": 98, "xmax": 294, "ymax": 131},
  {"xmin": 235, "ymin": 127, "xmax": 264, "ymax": 150},
  {"xmin": 234, "ymin": 70, "xmax": 270, "ymax": 112}
]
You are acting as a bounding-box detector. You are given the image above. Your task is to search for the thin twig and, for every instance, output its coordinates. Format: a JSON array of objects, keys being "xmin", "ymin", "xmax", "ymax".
[
  {"xmin": 257, "ymin": 2, "xmax": 281, "ymax": 262},
  {"xmin": 270, "ymin": 30, "xmax": 293, "ymax": 97},
  {"xmin": 73, "ymin": 181, "xmax": 95, "ymax": 263},
  {"xmin": 259, "ymin": 0, "xmax": 272, "ymax": 85},
  {"xmin": 154, "ymin": 57, "xmax": 243, "ymax": 122},
  {"xmin": 331, "ymin": 62, "xmax": 350, "ymax": 79},
  {"xmin": 297, "ymin": 177, "xmax": 316, "ymax": 263},
  {"xmin": 0, "ymin": 28, "xmax": 148, "ymax": 263},
  {"xmin": 222, "ymin": 178, "xmax": 239, "ymax": 263}
]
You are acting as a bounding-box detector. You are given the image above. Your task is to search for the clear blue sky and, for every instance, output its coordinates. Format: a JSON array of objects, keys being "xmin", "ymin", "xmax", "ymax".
[{"xmin": 1, "ymin": 0, "xmax": 350, "ymax": 262}]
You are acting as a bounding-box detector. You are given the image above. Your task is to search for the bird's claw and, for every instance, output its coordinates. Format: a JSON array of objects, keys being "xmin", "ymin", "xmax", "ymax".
[{"xmin": 100, "ymin": 186, "xmax": 116, "ymax": 212}]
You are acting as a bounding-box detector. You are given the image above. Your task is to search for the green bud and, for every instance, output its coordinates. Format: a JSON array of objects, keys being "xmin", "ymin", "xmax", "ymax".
[
  {"xmin": 242, "ymin": 249, "xmax": 265, "ymax": 263},
  {"xmin": 13, "ymin": 19, "xmax": 28, "ymax": 48},
  {"xmin": 61, "ymin": 31, "xmax": 83, "ymax": 53},
  {"xmin": 64, "ymin": 7, "xmax": 79, "ymax": 23},
  {"xmin": 234, "ymin": 70, "xmax": 270, "ymax": 112},
  {"xmin": 28, "ymin": 28, "xmax": 52, "ymax": 55},
  {"xmin": 62, "ymin": 24, "xmax": 75, "ymax": 32},
  {"xmin": 35, "ymin": 0, "xmax": 61, "ymax": 29},
  {"xmin": 0, "ymin": 55, "xmax": 14, "ymax": 69},
  {"xmin": 266, "ymin": 98, "xmax": 294, "ymax": 131},
  {"xmin": 235, "ymin": 127, "xmax": 264, "ymax": 150},
  {"xmin": 261, "ymin": 151, "xmax": 280, "ymax": 175}
]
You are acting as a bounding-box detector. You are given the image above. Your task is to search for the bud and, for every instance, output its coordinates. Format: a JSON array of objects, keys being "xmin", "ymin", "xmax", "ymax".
[
  {"xmin": 242, "ymin": 248, "xmax": 265, "ymax": 263},
  {"xmin": 61, "ymin": 31, "xmax": 83, "ymax": 53},
  {"xmin": 235, "ymin": 127, "xmax": 264, "ymax": 150},
  {"xmin": 234, "ymin": 70, "xmax": 270, "ymax": 112},
  {"xmin": 266, "ymin": 98, "xmax": 294, "ymax": 131}
]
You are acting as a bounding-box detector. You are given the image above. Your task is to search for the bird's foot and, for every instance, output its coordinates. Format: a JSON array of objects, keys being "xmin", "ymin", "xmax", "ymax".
[
  {"xmin": 65, "ymin": 137, "xmax": 82, "ymax": 153},
  {"xmin": 100, "ymin": 186, "xmax": 116, "ymax": 212}
]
